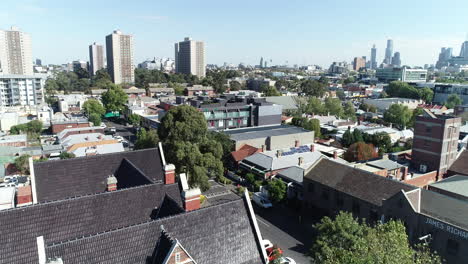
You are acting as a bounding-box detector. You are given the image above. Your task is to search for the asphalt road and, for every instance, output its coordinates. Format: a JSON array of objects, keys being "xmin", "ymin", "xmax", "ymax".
[
  {"xmin": 104, "ymin": 120, "xmax": 137, "ymax": 150},
  {"xmin": 254, "ymin": 204, "xmax": 318, "ymax": 264}
]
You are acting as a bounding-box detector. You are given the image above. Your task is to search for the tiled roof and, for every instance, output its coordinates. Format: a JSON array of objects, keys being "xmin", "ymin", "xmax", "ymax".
[
  {"xmin": 231, "ymin": 144, "xmax": 261, "ymax": 162},
  {"xmin": 45, "ymin": 198, "xmax": 265, "ymax": 264},
  {"xmin": 449, "ymin": 150, "xmax": 468, "ymax": 176},
  {"xmin": 33, "ymin": 148, "xmax": 164, "ymax": 202},
  {"xmin": 305, "ymin": 159, "xmax": 416, "ymax": 206},
  {"xmin": 420, "ymin": 189, "xmax": 468, "ymax": 230},
  {"xmin": 0, "ymin": 183, "xmax": 182, "ymax": 264}
]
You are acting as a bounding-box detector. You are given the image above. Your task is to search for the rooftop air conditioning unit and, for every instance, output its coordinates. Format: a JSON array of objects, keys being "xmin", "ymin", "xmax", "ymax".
[{"xmin": 420, "ymin": 164, "xmax": 427, "ymax": 173}]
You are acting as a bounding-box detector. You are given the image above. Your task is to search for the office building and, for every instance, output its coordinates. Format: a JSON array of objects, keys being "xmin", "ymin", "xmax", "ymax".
[
  {"xmin": 448, "ymin": 40, "xmax": 468, "ymax": 66},
  {"xmin": 375, "ymin": 67, "xmax": 427, "ymax": 83},
  {"xmin": 370, "ymin": 45, "xmax": 377, "ymax": 69},
  {"xmin": 35, "ymin": 58, "xmax": 42, "ymax": 66},
  {"xmin": 89, "ymin": 42, "xmax": 104, "ymax": 76},
  {"xmin": 72, "ymin": 60, "xmax": 88, "ymax": 72},
  {"xmin": 436, "ymin": 47, "xmax": 453, "ymax": 69},
  {"xmin": 412, "ymin": 109, "xmax": 461, "ymax": 175},
  {"xmin": 0, "ymin": 26, "xmax": 33, "ymax": 75},
  {"xmin": 106, "ymin": 30, "xmax": 135, "ymax": 84},
  {"xmin": 383, "ymin": 39, "xmax": 393, "ymax": 64},
  {"xmin": 0, "ymin": 75, "xmax": 45, "ymax": 106},
  {"xmin": 459, "ymin": 41, "xmax": 468, "ymax": 58},
  {"xmin": 353, "ymin": 56, "xmax": 366, "ymax": 71},
  {"xmin": 175, "ymin": 37, "xmax": 206, "ymax": 77},
  {"xmin": 391, "ymin": 52, "xmax": 401, "ymax": 67}
]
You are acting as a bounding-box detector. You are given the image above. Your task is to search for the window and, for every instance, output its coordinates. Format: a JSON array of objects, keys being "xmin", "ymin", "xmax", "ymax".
[
  {"xmin": 446, "ymin": 239, "xmax": 459, "ymax": 255},
  {"xmin": 308, "ymin": 183, "xmax": 315, "ymax": 193},
  {"xmin": 425, "ymin": 126, "xmax": 431, "ymax": 134},
  {"xmin": 175, "ymin": 252, "xmax": 181, "ymax": 263},
  {"xmin": 424, "ymin": 140, "xmax": 430, "ymax": 147}
]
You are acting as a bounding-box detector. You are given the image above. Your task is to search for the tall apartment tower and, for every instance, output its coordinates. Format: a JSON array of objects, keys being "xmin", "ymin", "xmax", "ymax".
[
  {"xmin": 353, "ymin": 56, "xmax": 366, "ymax": 71},
  {"xmin": 175, "ymin": 37, "xmax": 205, "ymax": 78},
  {"xmin": 384, "ymin": 39, "xmax": 393, "ymax": 64},
  {"xmin": 370, "ymin": 45, "xmax": 377, "ymax": 69},
  {"xmin": 391, "ymin": 52, "xmax": 401, "ymax": 67},
  {"xmin": 89, "ymin": 42, "xmax": 105, "ymax": 76},
  {"xmin": 0, "ymin": 26, "xmax": 33, "ymax": 75},
  {"xmin": 412, "ymin": 109, "xmax": 461, "ymax": 176},
  {"xmin": 105, "ymin": 30, "xmax": 134, "ymax": 84}
]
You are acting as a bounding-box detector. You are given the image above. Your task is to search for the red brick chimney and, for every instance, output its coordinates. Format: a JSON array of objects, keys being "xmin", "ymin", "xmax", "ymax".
[
  {"xmin": 182, "ymin": 188, "xmax": 201, "ymax": 212},
  {"xmin": 401, "ymin": 166, "xmax": 409, "ymax": 181},
  {"xmin": 107, "ymin": 175, "xmax": 118, "ymax": 191},
  {"xmin": 164, "ymin": 164, "xmax": 176, "ymax": 184},
  {"xmin": 310, "ymin": 144, "xmax": 315, "ymax": 152},
  {"xmin": 17, "ymin": 186, "xmax": 32, "ymax": 207},
  {"xmin": 333, "ymin": 151, "xmax": 338, "ymax": 159},
  {"xmin": 295, "ymin": 140, "xmax": 300, "ymax": 147}
]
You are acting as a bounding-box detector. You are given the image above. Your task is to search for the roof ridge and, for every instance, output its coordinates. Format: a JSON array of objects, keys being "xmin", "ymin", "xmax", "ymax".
[{"xmin": 121, "ymin": 157, "xmax": 155, "ymax": 183}]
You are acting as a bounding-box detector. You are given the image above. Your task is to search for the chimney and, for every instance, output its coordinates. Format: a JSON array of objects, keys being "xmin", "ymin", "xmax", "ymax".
[
  {"xmin": 333, "ymin": 151, "xmax": 338, "ymax": 159},
  {"xmin": 295, "ymin": 140, "xmax": 300, "ymax": 147},
  {"xmin": 17, "ymin": 186, "xmax": 32, "ymax": 207},
  {"xmin": 401, "ymin": 166, "xmax": 408, "ymax": 181},
  {"xmin": 107, "ymin": 174, "xmax": 117, "ymax": 191},
  {"xmin": 182, "ymin": 188, "xmax": 201, "ymax": 212},
  {"xmin": 164, "ymin": 164, "xmax": 176, "ymax": 184},
  {"xmin": 261, "ymin": 144, "xmax": 266, "ymax": 152},
  {"xmin": 298, "ymin": 157, "xmax": 304, "ymax": 166},
  {"xmin": 310, "ymin": 144, "xmax": 315, "ymax": 152},
  {"xmin": 276, "ymin": 150, "xmax": 283, "ymax": 157}
]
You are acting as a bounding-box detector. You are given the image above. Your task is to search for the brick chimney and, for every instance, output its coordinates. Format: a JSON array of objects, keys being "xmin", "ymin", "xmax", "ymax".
[
  {"xmin": 276, "ymin": 150, "xmax": 283, "ymax": 158},
  {"xmin": 401, "ymin": 166, "xmax": 409, "ymax": 181},
  {"xmin": 333, "ymin": 151, "xmax": 338, "ymax": 159},
  {"xmin": 310, "ymin": 144, "xmax": 315, "ymax": 152},
  {"xmin": 107, "ymin": 175, "xmax": 118, "ymax": 191},
  {"xmin": 261, "ymin": 145, "xmax": 266, "ymax": 152},
  {"xmin": 182, "ymin": 188, "xmax": 201, "ymax": 212},
  {"xmin": 17, "ymin": 186, "xmax": 32, "ymax": 207},
  {"xmin": 164, "ymin": 164, "xmax": 176, "ymax": 184},
  {"xmin": 295, "ymin": 140, "xmax": 300, "ymax": 147}
]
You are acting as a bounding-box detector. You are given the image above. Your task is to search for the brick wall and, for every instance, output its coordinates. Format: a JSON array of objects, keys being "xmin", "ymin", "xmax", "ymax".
[
  {"xmin": 52, "ymin": 123, "xmax": 90, "ymax": 134},
  {"xmin": 403, "ymin": 171, "xmax": 438, "ymax": 188}
]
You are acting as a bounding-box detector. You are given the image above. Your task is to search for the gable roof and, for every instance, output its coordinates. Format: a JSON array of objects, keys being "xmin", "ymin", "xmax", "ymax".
[
  {"xmin": 0, "ymin": 183, "xmax": 182, "ymax": 264},
  {"xmin": 304, "ymin": 159, "xmax": 416, "ymax": 206},
  {"xmin": 33, "ymin": 148, "xmax": 164, "ymax": 202},
  {"xmin": 448, "ymin": 150, "xmax": 468, "ymax": 176},
  {"xmin": 45, "ymin": 198, "xmax": 265, "ymax": 264},
  {"xmin": 231, "ymin": 144, "xmax": 261, "ymax": 162},
  {"xmin": 419, "ymin": 189, "xmax": 468, "ymax": 230}
]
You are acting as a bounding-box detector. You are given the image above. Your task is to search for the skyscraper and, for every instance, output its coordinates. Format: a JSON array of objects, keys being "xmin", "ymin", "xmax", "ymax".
[
  {"xmin": 459, "ymin": 41, "xmax": 468, "ymax": 58},
  {"xmin": 391, "ymin": 52, "xmax": 401, "ymax": 67},
  {"xmin": 89, "ymin": 42, "xmax": 105, "ymax": 76},
  {"xmin": 384, "ymin": 39, "xmax": 393, "ymax": 64},
  {"xmin": 436, "ymin": 47, "xmax": 453, "ymax": 69},
  {"xmin": 174, "ymin": 37, "xmax": 206, "ymax": 78},
  {"xmin": 370, "ymin": 45, "xmax": 377, "ymax": 69},
  {"xmin": 353, "ymin": 56, "xmax": 366, "ymax": 71},
  {"xmin": 0, "ymin": 26, "xmax": 33, "ymax": 75},
  {"xmin": 105, "ymin": 30, "xmax": 134, "ymax": 84},
  {"xmin": 259, "ymin": 57, "xmax": 264, "ymax": 68}
]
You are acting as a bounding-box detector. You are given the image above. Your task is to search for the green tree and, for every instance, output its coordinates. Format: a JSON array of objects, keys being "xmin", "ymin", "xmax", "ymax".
[
  {"xmin": 306, "ymin": 97, "xmax": 325, "ymax": 115},
  {"xmin": 44, "ymin": 78, "xmax": 59, "ymax": 95},
  {"xmin": 363, "ymin": 132, "xmax": 392, "ymax": 155},
  {"xmin": 336, "ymin": 90, "xmax": 346, "ymax": 100},
  {"xmin": 343, "ymin": 76, "xmax": 355, "ymax": 84},
  {"xmin": 263, "ymin": 86, "xmax": 281, "ymax": 96},
  {"xmin": 343, "ymin": 101, "xmax": 356, "ymax": 121},
  {"xmin": 445, "ymin": 94, "xmax": 463, "ymax": 109},
  {"xmin": 311, "ymin": 212, "xmax": 442, "ymax": 264},
  {"xmin": 418, "ymin": 87, "xmax": 434, "ymax": 103},
  {"xmin": 59, "ymin": 152, "xmax": 76, "ymax": 159},
  {"xmin": 309, "ymin": 119, "xmax": 321, "ymax": 138},
  {"xmin": 324, "ymin": 97, "xmax": 344, "ymax": 117},
  {"xmin": 268, "ymin": 179, "xmax": 287, "ymax": 203},
  {"xmin": 82, "ymin": 99, "xmax": 105, "ymax": 116},
  {"xmin": 342, "ymin": 128, "xmax": 355, "ymax": 147},
  {"xmin": 229, "ymin": 81, "xmax": 242, "ymax": 91},
  {"xmin": 127, "ymin": 113, "xmax": 141, "ymax": 126},
  {"xmin": 14, "ymin": 155, "xmax": 31, "ymax": 175},
  {"xmin": 383, "ymin": 104, "xmax": 412, "ymax": 129},
  {"xmin": 359, "ymin": 103, "xmax": 377, "ymax": 113},
  {"xmin": 410, "ymin": 107, "xmax": 424, "ymax": 128},
  {"xmin": 344, "ymin": 142, "xmax": 378, "ymax": 162},
  {"xmin": 135, "ymin": 128, "xmax": 159, "ymax": 150},
  {"xmin": 352, "ymin": 129, "xmax": 363, "ymax": 143},
  {"xmin": 301, "ymin": 80, "xmax": 327, "ymax": 97},
  {"xmin": 88, "ymin": 113, "xmax": 102, "ymax": 126},
  {"xmin": 26, "ymin": 120, "xmax": 43, "ymax": 134},
  {"xmin": 101, "ymin": 84, "xmax": 128, "ymax": 112}
]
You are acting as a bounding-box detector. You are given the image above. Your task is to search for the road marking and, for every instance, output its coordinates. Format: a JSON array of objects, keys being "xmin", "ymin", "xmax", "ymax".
[{"xmin": 257, "ymin": 218, "xmax": 270, "ymax": 227}]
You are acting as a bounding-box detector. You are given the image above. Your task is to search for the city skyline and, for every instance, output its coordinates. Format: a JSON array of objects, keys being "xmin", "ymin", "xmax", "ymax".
[{"xmin": 1, "ymin": 0, "xmax": 468, "ymax": 67}]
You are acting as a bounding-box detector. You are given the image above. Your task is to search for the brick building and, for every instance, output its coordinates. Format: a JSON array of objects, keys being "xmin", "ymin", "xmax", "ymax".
[{"xmin": 51, "ymin": 119, "xmax": 90, "ymax": 134}]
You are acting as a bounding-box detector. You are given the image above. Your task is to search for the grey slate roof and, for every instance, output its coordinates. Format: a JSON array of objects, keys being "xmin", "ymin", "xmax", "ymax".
[
  {"xmin": 277, "ymin": 166, "xmax": 304, "ymax": 185},
  {"xmin": 0, "ymin": 183, "xmax": 182, "ymax": 264},
  {"xmin": 305, "ymin": 159, "xmax": 416, "ymax": 206},
  {"xmin": 429, "ymin": 175, "xmax": 468, "ymax": 198},
  {"xmin": 420, "ymin": 189, "xmax": 468, "ymax": 230},
  {"xmin": 366, "ymin": 159, "xmax": 404, "ymax": 170},
  {"xmin": 34, "ymin": 148, "xmax": 164, "ymax": 202},
  {"xmin": 449, "ymin": 150, "xmax": 468, "ymax": 176},
  {"xmin": 45, "ymin": 198, "xmax": 265, "ymax": 264},
  {"xmin": 265, "ymin": 96, "xmax": 299, "ymax": 110},
  {"xmin": 225, "ymin": 125, "xmax": 311, "ymax": 142}
]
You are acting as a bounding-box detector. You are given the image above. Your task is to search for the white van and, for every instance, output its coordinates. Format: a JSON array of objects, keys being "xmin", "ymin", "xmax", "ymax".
[{"xmin": 252, "ymin": 192, "xmax": 273, "ymax": 208}]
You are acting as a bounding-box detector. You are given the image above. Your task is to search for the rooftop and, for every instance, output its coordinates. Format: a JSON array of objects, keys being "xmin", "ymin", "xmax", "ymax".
[
  {"xmin": 225, "ymin": 125, "xmax": 311, "ymax": 141},
  {"xmin": 429, "ymin": 175, "xmax": 468, "ymax": 198}
]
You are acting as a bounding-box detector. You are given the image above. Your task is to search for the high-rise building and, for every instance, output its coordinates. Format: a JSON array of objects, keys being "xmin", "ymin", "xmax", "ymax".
[
  {"xmin": 174, "ymin": 37, "xmax": 206, "ymax": 78},
  {"xmin": 259, "ymin": 57, "xmax": 264, "ymax": 68},
  {"xmin": 106, "ymin": 30, "xmax": 134, "ymax": 84},
  {"xmin": 370, "ymin": 45, "xmax": 377, "ymax": 69},
  {"xmin": 353, "ymin": 56, "xmax": 366, "ymax": 71},
  {"xmin": 459, "ymin": 41, "xmax": 468, "ymax": 58},
  {"xmin": 383, "ymin": 39, "xmax": 393, "ymax": 64},
  {"xmin": 89, "ymin": 42, "xmax": 105, "ymax": 76},
  {"xmin": 35, "ymin": 59, "xmax": 42, "ymax": 66},
  {"xmin": 0, "ymin": 75, "xmax": 45, "ymax": 106},
  {"xmin": 391, "ymin": 52, "xmax": 401, "ymax": 67},
  {"xmin": 0, "ymin": 26, "xmax": 33, "ymax": 75},
  {"xmin": 436, "ymin": 47, "xmax": 453, "ymax": 69}
]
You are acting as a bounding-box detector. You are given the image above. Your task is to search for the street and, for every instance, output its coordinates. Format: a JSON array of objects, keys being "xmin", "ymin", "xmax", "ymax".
[
  {"xmin": 104, "ymin": 119, "xmax": 137, "ymax": 150},
  {"xmin": 254, "ymin": 204, "xmax": 319, "ymax": 264}
]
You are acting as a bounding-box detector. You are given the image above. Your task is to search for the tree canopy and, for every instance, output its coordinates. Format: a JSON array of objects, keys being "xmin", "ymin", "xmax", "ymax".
[
  {"xmin": 311, "ymin": 212, "xmax": 442, "ymax": 264},
  {"xmin": 10, "ymin": 120, "xmax": 43, "ymax": 135},
  {"xmin": 135, "ymin": 128, "xmax": 159, "ymax": 150},
  {"xmin": 386, "ymin": 81, "xmax": 434, "ymax": 103},
  {"xmin": 301, "ymin": 80, "xmax": 327, "ymax": 97},
  {"xmin": 14, "ymin": 155, "xmax": 31, "ymax": 175},
  {"xmin": 344, "ymin": 142, "xmax": 378, "ymax": 162},
  {"xmin": 101, "ymin": 84, "xmax": 128, "ymax": 113},
  {"xmin": 267, "ymin": 178, "xmax": 287, "ymax": 203},
  {"xmin": 82, "ymin": 99, "xmax": 105, "ymax": 116},
  {"xmin": 445, "ymin": 94, "xmax": 463, "ymax": 109},
  {"xmin": 383, "ymin": 104, "xmax": 413, "ymax": 129},
  {"xmin": 88, "ymin": 113, "xmax": 102, "ymax": 126}
]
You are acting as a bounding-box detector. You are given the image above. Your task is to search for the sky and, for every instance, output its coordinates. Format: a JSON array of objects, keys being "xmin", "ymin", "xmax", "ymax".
[{"xmin": 1, "ymin": 0, "xmax": 468, "ymax": 68}]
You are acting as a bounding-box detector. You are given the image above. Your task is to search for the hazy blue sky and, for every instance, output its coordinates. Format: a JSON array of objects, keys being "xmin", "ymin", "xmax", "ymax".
[{"xmin": 2, "ymin": 0, "xmax": 468, "ymax": 67}]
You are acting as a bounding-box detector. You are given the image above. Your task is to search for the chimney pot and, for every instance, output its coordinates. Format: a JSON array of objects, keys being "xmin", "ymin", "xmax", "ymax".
[
  {"xmin": 333, "ymin": 151, "xmax": 338, "ymax": 159},
  {"xmin": 164, "ymin": 164, "xmax": 176, "ymax": 184},
  {"xmin": 310, "ymin": 144, "xmax": 315, "ymax": 152},
  {"xmin": 295, "ymin": 140, "xmax": 300, "ymax": 147},
  {"xmin": 261, "ymin": 144, "xmax": 266, "ymax": 152},
  {"xmin": 107, "ymin": 174, "xmax": 118, "ymax": 191},
  {"xmin": 183, "ymin": 188, "xmax": 201, "ymax": 212}
]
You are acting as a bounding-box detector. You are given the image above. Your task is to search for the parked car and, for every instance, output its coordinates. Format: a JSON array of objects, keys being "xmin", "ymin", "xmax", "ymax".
[
  {"xmin": 279, "ymin": 257, "xmax": 296, "ymax": 264},
  {"xmin": 252, "ymin": 192, "xmax": 272, "ymax": 208},
  {"xmin": 262, "ymin": 239, "xmax": 273, "ymax": 250}
]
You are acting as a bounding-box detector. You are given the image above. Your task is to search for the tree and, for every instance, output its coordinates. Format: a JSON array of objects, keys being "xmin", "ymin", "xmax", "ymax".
[
  {"xmin": 445, "ymin": 94, "xmax": 463, "ymax": 109},
  {"xmin": 336, "ymin": 90, "xmax": 346, "ymax": 100},
  {"xmin": 27, "ymin": 120, "xmax": 43, "ymax": 134},
  {"xmin": 324, "ymin": 97, "xmax": 344, "ymax": 117},
  {"xmin": 135, "ymin": 128, "xmax": 159, "ymax": 150},
  {"xmin": 88, "ymin": 113, "xmax": 102, "ymax": 126},
  {"xmin": 82, "ymin": 99, "xmax": 105, "ymax": 116},
  {"xmin": 384, "ymin": 104, "xmax": 412, "ymax": 129},
  {"xmin": 344, "ymin": 142, "xmax": 378, "ymax": 162},
  {"xmin": 363, "ymin": 132, "xmax": 392, "ymax": 155},
  {"xmin": 101, "ymin": 84, "xmax": 128, "ymax": 112},
  {"xmin": 410, "ymin": 107, "xmax": 424, "ymax": 128},
  {"xmin": 263, "ymin": 86, "xmax": 281, "ymax": 96},
  {"xmin": 14, "ymin": 155, "xmax": 31, "ymax": 175},
  {"xmin": 230, "ymin": 81, "xmax": 242, "ymax": 91},
  {"xmin": 309, "ymin": 119, "xmax": 321, "ymax": 138},
  {"xmin": 59, "ymin": 152, "xmax": 76, "ymax": 159},
  {"xmin": 267, "ymin": 179, "xmax": 287, "ymax": 203},
  {"xmin": 343, "ymin": 101, "xmax": 356, "ymax": 121},
  {"xmin": 342, "ymin": 128, "xmax": 355, "ymax": 147},
  {"xmin": 127, "ymin": 113, "xmax": 141, "ymax": 126},
  {"xmin": 352, "ymin": 129, "xmax": 363, "ymax": 143},
  {"xmin": 275, "ymin": 80, "xmax": 289, "ymax": 90},
  {"xmin": 418, "ymin": 87, "xmax": 434, "ymax": 103},
  {"xmin": 311, "ymin": 212, "xmax": 442, "ymax": 264},
  {"xmin": 359, "ymin": 103, "xmax": 377, "ymax": 113},
  {"xmin": 301, "ymin": 80, "xmax": 327, "ymax": 97},
  {"xmin": 158, "ymin": 105, "xmax": 224, "ymax": 191},
  {"xmin": 306, "ymin": 97, "xmax": 325, "ymax": 115},
  {"xmin": 343, "ymin": 76, "xmax": 355, "ymax": 84},
  {"xmin": 44, "ymin": 78, "xmax": 59, "ymax": 95}
]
